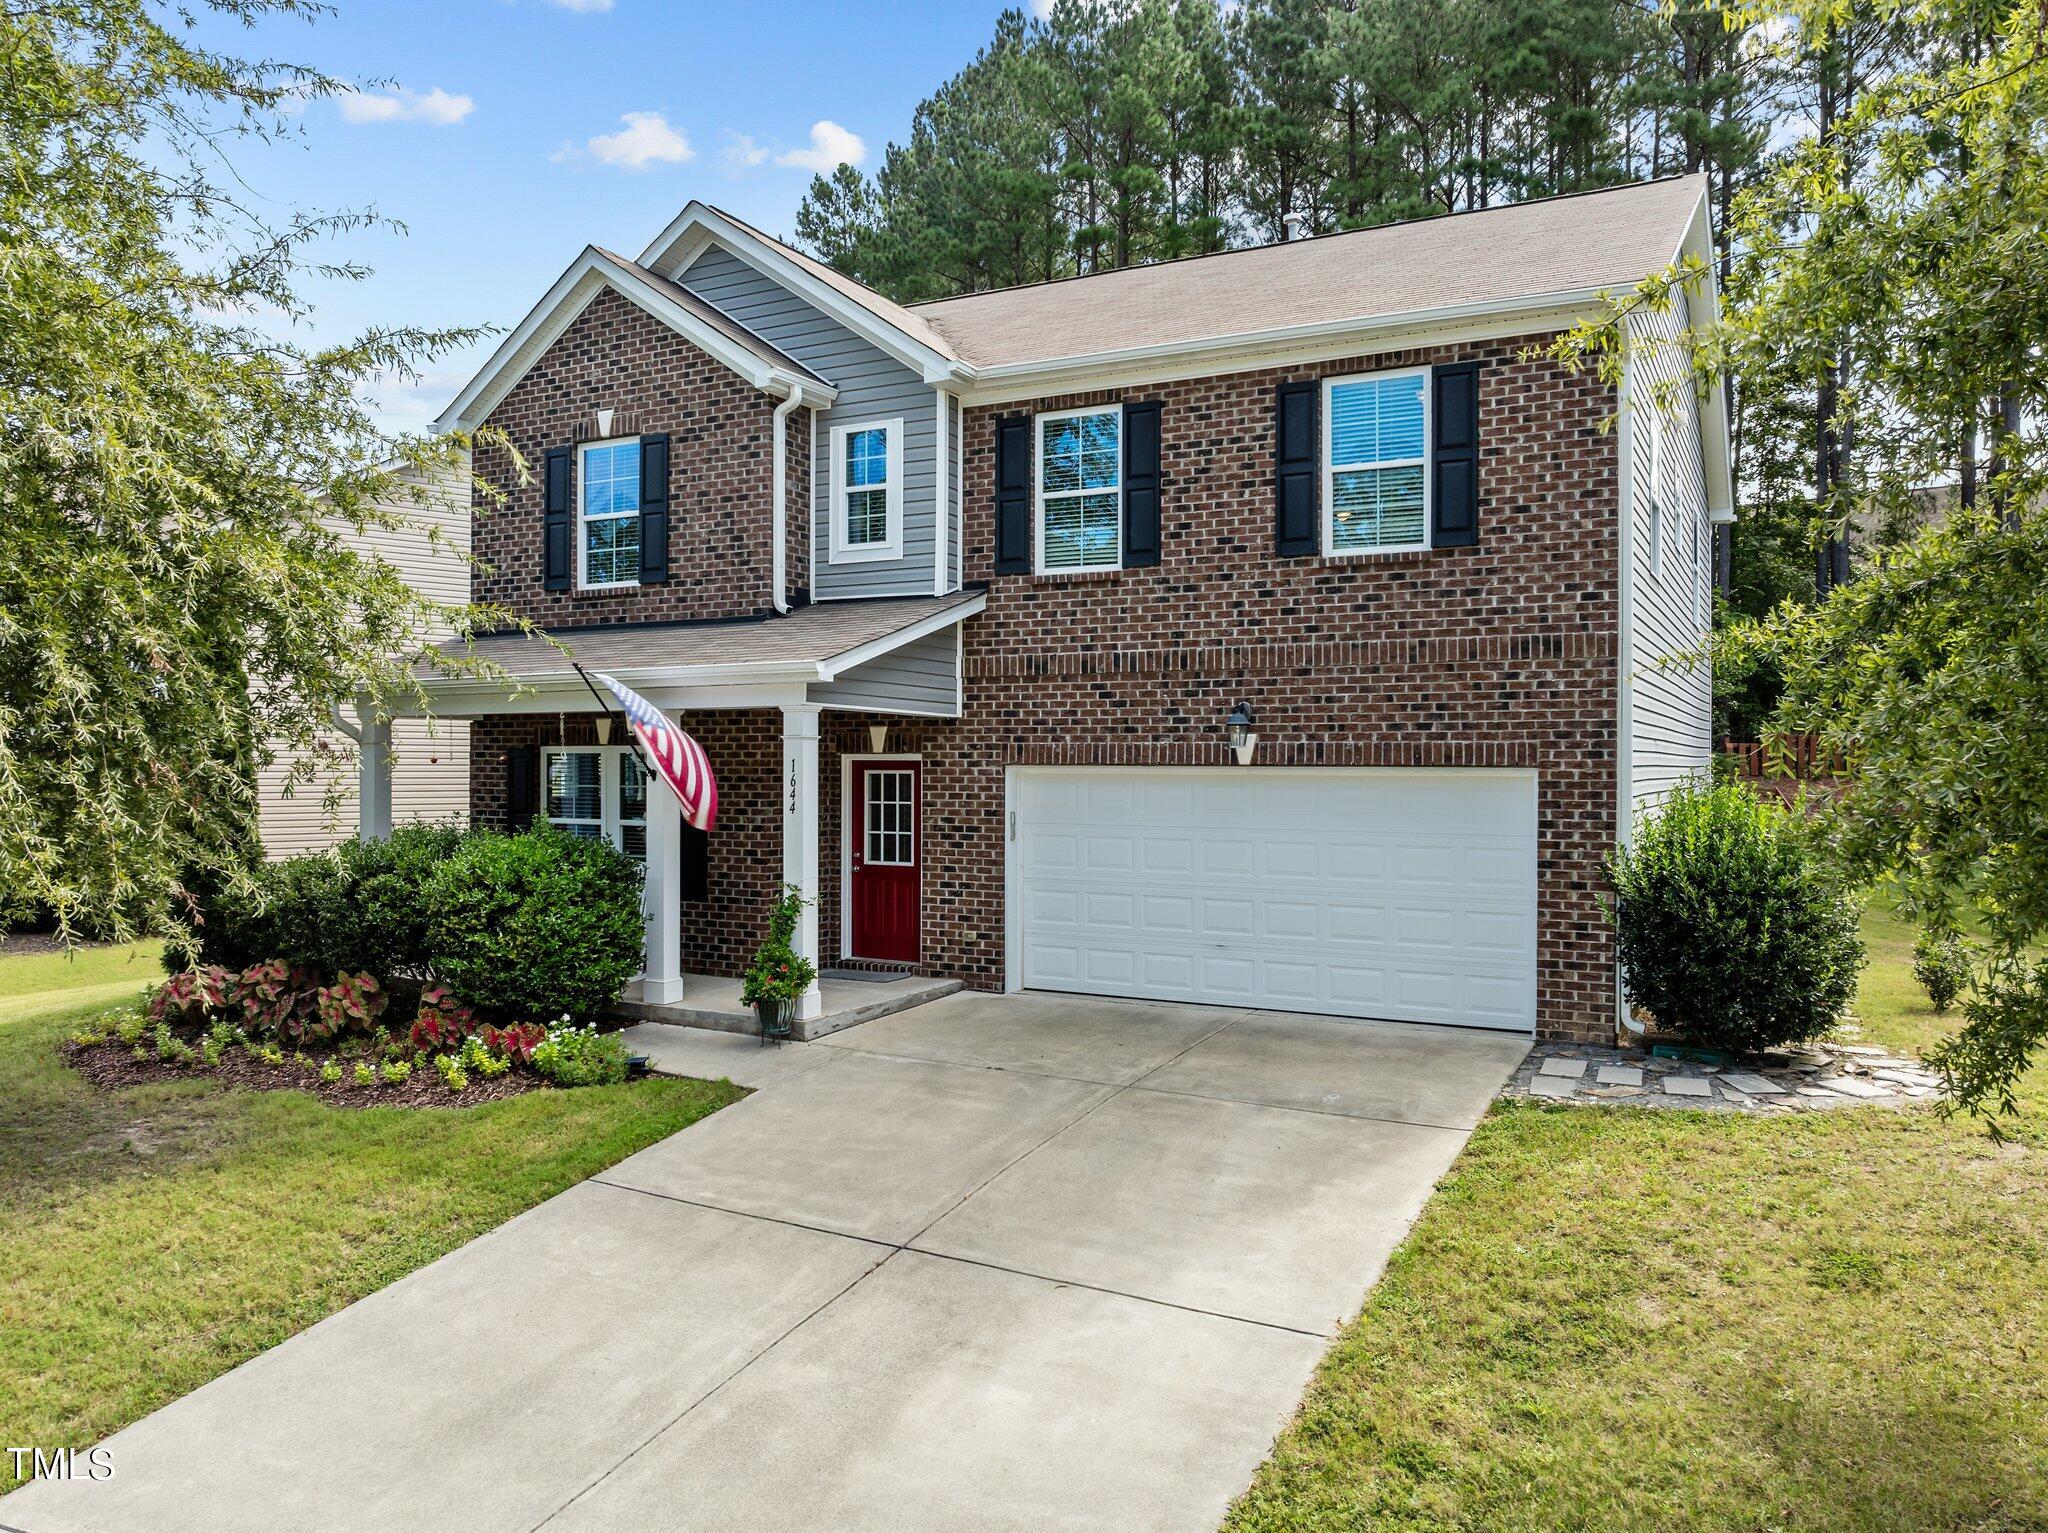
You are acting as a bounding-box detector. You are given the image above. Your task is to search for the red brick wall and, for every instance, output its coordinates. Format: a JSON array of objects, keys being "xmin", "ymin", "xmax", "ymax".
[
  {"xmin": 817, "ymin": 334, "xmax": 1620, "ymax": 1041},
  {"xmin": 473, "ymin": 286, "xmax": 809, "ymax": 627}
]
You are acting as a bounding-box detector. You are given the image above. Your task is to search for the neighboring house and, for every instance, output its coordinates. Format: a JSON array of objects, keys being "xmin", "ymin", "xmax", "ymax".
[
  {"xmin": 258, "ymin": 459, "xmax": 472, "ymax": 856},
  {"xmin": 403, "ymin": 175, "xmax": 1730, "ymax": 1042}
]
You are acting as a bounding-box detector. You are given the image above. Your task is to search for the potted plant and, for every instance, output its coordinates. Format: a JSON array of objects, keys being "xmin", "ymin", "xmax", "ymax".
[{"xmin": 740, "ymin": 884, "xmax": 817, "ymax": 1044}]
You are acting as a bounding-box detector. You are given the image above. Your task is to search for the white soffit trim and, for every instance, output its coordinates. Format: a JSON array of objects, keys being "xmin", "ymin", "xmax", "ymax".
[
  {"xmin": 816, "ymin": 592, "xmax": 987, "ymax": 681},
  {"xmin": 435, "ymin": 247, "xmax": 836, "ymax": 433},
  {"xmin": 641, "ymin": 203, "xmax": 966, "ymax": 383}
]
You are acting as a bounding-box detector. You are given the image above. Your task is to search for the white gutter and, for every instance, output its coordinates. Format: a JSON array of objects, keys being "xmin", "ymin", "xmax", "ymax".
[{"xmin": 771, "ymin": 383, "xmax": 808, "ymax": 614}]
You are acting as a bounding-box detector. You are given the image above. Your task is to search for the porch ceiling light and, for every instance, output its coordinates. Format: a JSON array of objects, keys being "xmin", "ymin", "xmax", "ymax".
[
  {"xmin": 595, "ymin": 714, "xmax": 613, "ymax": 744},
  {"xmin": 1225, "ymin": 702, "xmax": 1258, "ymax": 766}
]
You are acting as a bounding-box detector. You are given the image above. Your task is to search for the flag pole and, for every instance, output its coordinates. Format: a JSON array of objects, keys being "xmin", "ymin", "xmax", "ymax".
[{"xmin": 571, "ymin": 663, "xmax": 660, "ymax": 791}]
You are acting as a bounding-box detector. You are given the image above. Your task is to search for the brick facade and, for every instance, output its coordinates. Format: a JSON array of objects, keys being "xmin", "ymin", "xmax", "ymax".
[
  {"xmin": 465, "ymin": 291, "xmax": 1622, "ymax": 1042},
  {"xmin": 473, "ymin": 286, "xmax": 811, "ymax": 627}
]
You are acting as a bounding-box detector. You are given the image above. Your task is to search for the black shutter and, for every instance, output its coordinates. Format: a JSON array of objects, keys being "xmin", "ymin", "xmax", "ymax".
[
  {"xmin": 993, "ymin": 413, "xmax": 1032, "ymax": 574},
  {"xmin": 1431, "ymin": 362, "xmax": 1480, "ymax": 548},
  {"xmin": 638, "ymin": 433, "xmax": 670, "ymax": 584},
  {"xmin": 1274, "ymin": 380, "xmax": 1320, "ymax": 558},
  {"xmin": 505, "ymin": 747, "xmax": 538, "ymax": 829},
  {"xmin": 542, "ymin": 446, "xmax": 573, "ymax": 591},
  {"xmin": 680, "ymin": 823, "xmax": 710, "ymax": 903},
  {"xmin": 1122, "ymin": 400, "xmax": 1162, "ymax": 568}
]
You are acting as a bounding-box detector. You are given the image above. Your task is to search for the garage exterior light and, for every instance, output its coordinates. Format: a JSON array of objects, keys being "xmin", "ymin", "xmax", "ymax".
[{"xmin": 1226, "ymin": 703, "xmax": 1257, "ymax": 766}]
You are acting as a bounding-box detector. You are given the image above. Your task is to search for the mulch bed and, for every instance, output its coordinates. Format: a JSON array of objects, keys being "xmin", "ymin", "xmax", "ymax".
[{"xmin": 66, "ymin": 1040, "xmax": 552, "ymax": 1111}]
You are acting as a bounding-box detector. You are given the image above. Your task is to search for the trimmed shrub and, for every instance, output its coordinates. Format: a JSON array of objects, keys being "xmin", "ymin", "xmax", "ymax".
[
  {"xmin": 1913, "ymin": 929, "xmax": 1969, "ymax": 1013},
  {"xmin": 1607, "ymin": 781, "xmax": 1863, "ymax": 1054},
  {"xmin": 329, "ymin": 825, "xmax": 464, "ymax": 974},
  {"xmin": 420, "ymin": 826, "xmax": 644, "ymax": 1025}
]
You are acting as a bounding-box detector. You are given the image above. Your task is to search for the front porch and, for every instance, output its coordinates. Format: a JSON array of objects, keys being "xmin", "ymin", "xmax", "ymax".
[
  {"xmin": 617, "ymin": 970, "xmax": 964, "ymax": 1042},
  {"xmin": 382, "ymin": 593, "xmax": 983, "ymax": 1030}
]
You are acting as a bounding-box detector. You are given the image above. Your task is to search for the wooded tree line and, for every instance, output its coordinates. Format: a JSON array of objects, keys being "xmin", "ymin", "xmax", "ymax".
[{"xmin": 796, "ymin": 0, "xmax": 1769, "ymax": 304}]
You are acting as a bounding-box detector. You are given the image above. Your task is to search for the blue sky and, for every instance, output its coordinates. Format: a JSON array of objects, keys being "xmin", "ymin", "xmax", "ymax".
[{"xmin": 192, "ymin": 0, "xmax": 1021, "ymax": 431}]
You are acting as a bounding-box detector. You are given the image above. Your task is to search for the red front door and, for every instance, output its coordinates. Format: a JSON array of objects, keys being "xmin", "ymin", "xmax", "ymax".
[{"xmin": 850, "ymin": 760, "xmax": 920, "ymax": 962}]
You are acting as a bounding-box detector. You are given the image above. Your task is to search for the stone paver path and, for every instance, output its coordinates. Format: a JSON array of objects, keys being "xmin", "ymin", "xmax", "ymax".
[{"xmin": 1500, "ymin": 1028, "xmax": 1945, "ymax": 1112}]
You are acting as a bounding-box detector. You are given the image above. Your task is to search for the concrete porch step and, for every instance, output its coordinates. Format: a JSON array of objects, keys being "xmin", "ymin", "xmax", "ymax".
[{"xmin": 615, "ymin": 972, "xmax": 964, "ymax": 1043}]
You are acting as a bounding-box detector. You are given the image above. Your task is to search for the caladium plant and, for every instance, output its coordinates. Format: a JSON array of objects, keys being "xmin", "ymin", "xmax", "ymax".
[
  {"xmin": 408, "ymin": 985, "xmax": 480, "ymax": 1055},
  {"xmin": 150, "ymin": 966, "xmax": 235, "ymax": 1027},
  {"xmin": 309, "ymin": 972, "xmax": 387, "ymax": 1043},
  {"xmin": 236, "ymin": 960, "xmax": 321, "ymax": 1040}
]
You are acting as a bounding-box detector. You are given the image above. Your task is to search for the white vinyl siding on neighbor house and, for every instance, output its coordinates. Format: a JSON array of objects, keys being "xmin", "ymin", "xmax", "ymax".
[
  {"xmin": 1323, "ymin": 368, "xmax": 1430, "ymax": 555},
  {"xmin": 578, "ymin": 437, "xmax": 641, "ymax": 589},
  {"xmin": 1622, "ymin": 304, "xmax": 1714, "ymax": 816},
  {"xmin": 675, "ymin": 245, "xmax": 939, "ymax": 600},
  {"xmin": 1010, "ymin": 767, "xmax": 1538, "ymax": 1032},
  {"xmin": 1035, "ymin": 405, "xmax": 1122, "ymax": 573},
  {"xmin": 257, "ymin": 460, "xmax": 472, "ymax": 858},
  {"xmin": 543, "ymin": 746, "xmax": 647, "ymax": 860}
]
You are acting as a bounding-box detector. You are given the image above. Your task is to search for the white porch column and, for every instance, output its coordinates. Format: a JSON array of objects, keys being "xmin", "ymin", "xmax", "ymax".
[
  {"xmin": 356, "ymin": 712, "xmax": 393, "ymax": 842},
  {"xmin": 780, "ymin": 703, "xmax": 824, "ymax": 1022},
  {"xmin": 640, "ymin": 729, "xmax": 685, "ymax": 1005}
]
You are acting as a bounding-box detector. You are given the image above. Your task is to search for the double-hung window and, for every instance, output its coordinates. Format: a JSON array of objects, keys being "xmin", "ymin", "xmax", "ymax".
[
  {"xmin": 543, "ymin": 747, "xmax": 647, "ymax": 861},
  {"xmin": 579, "ymin": 438, "xmax": 641, "ymax": 589},
  {"xmin": 1323, "ymin": 369, "xmax": 1429, "ymax": 555},
  {"xmin": 1036, "ymin": 405, "xmax": 1122, "ymax": 572},
  {"xmin": 830, "ymin": 418, "xmax": 903, "ymax": 563}
]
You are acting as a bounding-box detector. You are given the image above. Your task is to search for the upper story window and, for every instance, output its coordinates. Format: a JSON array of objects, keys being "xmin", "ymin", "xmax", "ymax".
[
  {"xmin": 579, "ymin": 438, "xmax": 642, "ymax": 589},
  {"xmin": 544, "ymin": 747, "xmax": 646, "ymax": 860},
  {"xmin": 831, "ymin": 418, "xmax": 903, "ymax": 564},
  {"xmin": 1037, "ymin": 405, "xmax": 1122, "ymax": 572},
  {"xmin": 1323, "ymin": 369, "xmax": 1428, "ymax": 555}
]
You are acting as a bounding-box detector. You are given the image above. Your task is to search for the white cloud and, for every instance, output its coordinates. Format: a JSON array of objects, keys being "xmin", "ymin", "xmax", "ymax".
[
  {"xmin": 719, "ymin": 131, "xmax": 773, "ymax": 173},
  {"xmin": 776, "ymin": 120, "xmax": 866, "ymax": 173},
  {"xmin": 338, "ymin": 86, "xmax": 475, "ymax": 126},
  {"xmin": 363, "ymin": 370, "xmax": 471, "ymax": 435},
  {"xmin": 542, "ymin": 0, "xmax": 614, "ymax": 10},
  {"xmin": 580, "ymin": 111, "xmax": 694, "ymax": 170},
  {"xmin": 1027, "ymin": 0, "xmax": 1056, "ymax": 15}
]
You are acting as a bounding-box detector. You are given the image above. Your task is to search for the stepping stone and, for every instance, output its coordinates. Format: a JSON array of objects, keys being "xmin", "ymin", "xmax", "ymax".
[
  {"xmin": 1720, "ymin": 1072, "xmax": 1787, "ymax": 1096},
  {"xmin": 1814, "ymin": 1075, "xmax": 1890, "ymax": 1098},
  {"xmin": 1528, "ymin": 1076, "xmax": 1580, "ymax": 1099},
  {"xmin": 1595, "ymin": 1064, "xmax": 1643, "ymax": 1087},
  {"xmin": 1538, "ymin": 1058, "xmax": 1588, "ymax": 1079},
  {"xmin": 1874, "ymin": 1069, "xmax": 1932, "ymax": 1087},
  {"xmin": 1662, "ymin": 1076, "xmax": 1713, "ymax": 1098}
]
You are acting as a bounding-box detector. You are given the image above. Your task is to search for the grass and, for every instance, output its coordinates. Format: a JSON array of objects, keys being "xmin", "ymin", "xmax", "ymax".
[
  {"xmin": 0, "ymin": 945, "xmax": 744, "ymax": 1493},
  {"xmin": 1228, "ymin": 902, "xmax": 2048, "ymax": 1533}
]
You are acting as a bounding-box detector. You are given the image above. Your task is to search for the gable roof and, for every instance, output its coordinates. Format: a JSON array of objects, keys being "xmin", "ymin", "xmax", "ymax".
[
  {"xmin": 638, "ymin": 202, "xmax": 964, "ymax": 379},
  {"xmin": 908, "ymin": 176, "xmax": 1709, "ymax": 373},
  {"xmin": 435, "ymin": 246, "xmax": 833, "ymax": 433}
]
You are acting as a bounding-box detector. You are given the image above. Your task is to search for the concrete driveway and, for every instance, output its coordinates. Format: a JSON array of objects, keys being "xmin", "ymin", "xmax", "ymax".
[{"xmin": 4, "ymin": 992, "xmax": 1526, "ymax": 1533}]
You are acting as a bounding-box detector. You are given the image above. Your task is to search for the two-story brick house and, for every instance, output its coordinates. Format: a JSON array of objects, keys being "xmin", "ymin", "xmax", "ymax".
[{"xmin": 399, "ymin": 174, "xmax": 1729, "ymax": 1042}]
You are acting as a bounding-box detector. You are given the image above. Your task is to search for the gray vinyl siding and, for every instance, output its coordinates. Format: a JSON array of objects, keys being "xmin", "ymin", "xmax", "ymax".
[
  {"xmin": 808, "ymin": 626, "xmax": 961, "ymax": 716},
  {"xmin": 1623, "ymin": 305, "xmax": 1714, "ymax": 818},
  {"xmin": 677, "ymin": 246, "xmax": 937, "ymax": 600}
]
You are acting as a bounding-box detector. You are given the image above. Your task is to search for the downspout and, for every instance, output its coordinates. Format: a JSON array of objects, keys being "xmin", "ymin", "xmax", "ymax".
[{"xmin": 771, "ymin": 383, "xmax": 807, "ymax": 615}]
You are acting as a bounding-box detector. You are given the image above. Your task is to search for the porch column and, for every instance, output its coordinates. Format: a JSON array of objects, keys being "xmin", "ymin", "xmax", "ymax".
[
  {"xmin": 640, "ymin": 729, "xmax": 684, "ymax": 1005},
  {"xmin": 780, "ymin": 703, "xmax": 824, "ymax": 1022},
  {"xmin": 356, "ymin": 711, "xmax": 392, "ymax": 842}
]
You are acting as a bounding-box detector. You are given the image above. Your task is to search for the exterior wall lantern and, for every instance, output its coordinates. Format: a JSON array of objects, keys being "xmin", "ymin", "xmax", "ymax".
[
  {"xmin": 594, "ymin": 713, "xmax": 613, "ymax": 744},
  {"xmin": 1225, "ymin": 703, "xmax": 1258, "ymax": 766}
]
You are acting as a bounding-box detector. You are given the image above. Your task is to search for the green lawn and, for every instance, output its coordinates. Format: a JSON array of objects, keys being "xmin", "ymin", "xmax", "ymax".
[
  {"xmin": 0, "ymin": 944, "xmax": 743, "ymax": 1493},
  {"xmin": 1229, "ymin": 903, "xmax": 2048, "ymax": 1533}
]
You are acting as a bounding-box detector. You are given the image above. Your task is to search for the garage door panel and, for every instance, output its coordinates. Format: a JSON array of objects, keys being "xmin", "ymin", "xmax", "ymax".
[{"xmin": 1017, "ymin": 769, "xmax": 1536, "ymax": 1034}]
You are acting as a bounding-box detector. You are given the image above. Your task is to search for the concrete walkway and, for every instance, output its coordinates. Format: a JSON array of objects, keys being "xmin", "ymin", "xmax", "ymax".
[{"xmin": 4, "ymin": 992, "xmax": 1527, "ymax": 1533}]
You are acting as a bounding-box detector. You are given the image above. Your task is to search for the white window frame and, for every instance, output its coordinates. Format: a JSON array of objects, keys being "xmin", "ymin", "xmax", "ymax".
[
  {"xmin": 1034, "ymin": 403, "xmax": 1124, "ymax": 575},
  {"xmin": 1321, "ymin": 366, "xmax": 1432, "ymax": 558},
  {"xmin": 542, "ymin": 745, "xmax": 647, "ymax": 859},
  {"xmin": 861, "ymin": 765, "xmax": 917, "ymax": 867},
  {"xmin": 577, "ymin": 436, "xmax": 642, "ymax": 592},
  {"xmin": 829, "ymin": 417, "xmax": 904, "ymax": 564}
]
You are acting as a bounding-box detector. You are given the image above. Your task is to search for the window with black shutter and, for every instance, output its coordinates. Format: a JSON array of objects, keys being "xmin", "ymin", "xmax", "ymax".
[
  {"xmin": 1274, "ymin": 380, "xmax": 1320, "ymax": 558},
  {"xmin": 1121, "ymin": 400, "xmax": 1162, "ymax": 568},
  {"xmin": 542, "ymin": 449, "xmax": 572, "ymax": 591},
  {"xmin": 638, "ymin": 433, "xmax": 670, "ymax": 583},
  {"xmin": 993, "ymin": 413, "xmax": 1032, "ymax": 574}
]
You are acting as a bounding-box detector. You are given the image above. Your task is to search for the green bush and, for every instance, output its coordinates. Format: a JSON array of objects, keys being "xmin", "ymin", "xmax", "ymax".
[
  {"xmin": 530, "ymin": 1023, "xmax": 631, "ymax": 1087},
  {"xmin": 420, "ymin": 826, "xmax": 644, "ymax": 1025},
  {"xmin": 189, "ymin": 823, "xmax": 461, "ymax": 979},
  {"xmin": 1607, "ymin": 781, "xmax": 1863, "ymax": 1054},
  {"xmin": 1913, "ymin": 928, "xmax": 1969, "ymax": 1013}
]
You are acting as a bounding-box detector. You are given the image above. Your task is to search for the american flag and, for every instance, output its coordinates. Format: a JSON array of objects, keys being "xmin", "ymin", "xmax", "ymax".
[{"xmin": 588, "ymin": 671, "xmax": 718, "ymax": 832}]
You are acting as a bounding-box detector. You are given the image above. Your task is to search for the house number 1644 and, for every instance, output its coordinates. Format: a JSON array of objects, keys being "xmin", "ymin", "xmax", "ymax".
[{"xmin": 787, "ymin": 759, "xmax": 799, "ymax": 816}]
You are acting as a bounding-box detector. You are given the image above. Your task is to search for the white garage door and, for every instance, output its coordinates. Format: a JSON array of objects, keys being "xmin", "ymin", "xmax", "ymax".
[{"xmin": 1012, "ymin": 767, "xmax": 1537, "ymax": 1032}]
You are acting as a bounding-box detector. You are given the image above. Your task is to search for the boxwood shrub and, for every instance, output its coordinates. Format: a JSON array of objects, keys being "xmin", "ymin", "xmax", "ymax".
[
  {"xmin": 1607, "ymin": 781, "xmax": 1863, "ymax": 1054},
  {"xmin": 420, "ymin": 825, "xmax": 644, "ymax": 1025}
]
